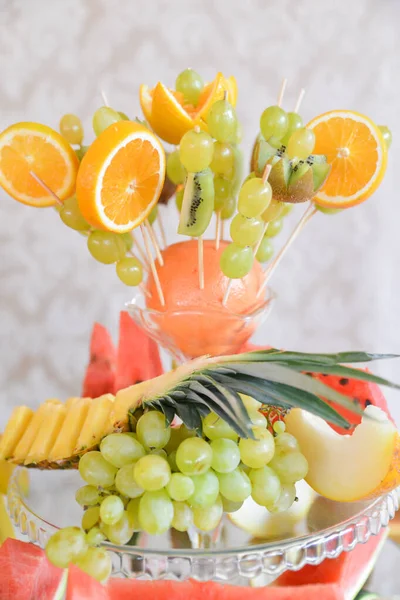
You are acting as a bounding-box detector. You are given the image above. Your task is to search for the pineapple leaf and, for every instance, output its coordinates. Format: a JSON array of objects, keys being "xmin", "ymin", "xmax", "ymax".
[{"xmin": 223, "ymin": 350, "xmax": 398, "ymax": 365}]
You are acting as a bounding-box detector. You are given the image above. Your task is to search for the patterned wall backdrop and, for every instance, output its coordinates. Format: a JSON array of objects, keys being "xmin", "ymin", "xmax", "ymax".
[{"xmin": 0, "ymin": 0, "xmax": 399, "ymax": 431}]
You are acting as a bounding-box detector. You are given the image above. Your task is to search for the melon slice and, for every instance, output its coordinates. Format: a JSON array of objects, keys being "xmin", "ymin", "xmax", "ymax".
[
  {"xmin": 82, "ymin": 323, "xmax": 116, "ymax": 398},
  {"xmin": 286, "ymin": 405, "xmax": 399, "ymax": 502},
  {"xmin": 67, "ymin": 565, "xmax": 109, "ymax": 600}
]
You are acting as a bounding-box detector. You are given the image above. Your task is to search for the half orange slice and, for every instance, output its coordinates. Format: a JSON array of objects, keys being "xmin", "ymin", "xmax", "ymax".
[
  {"xmin": 0, "ymin": 122, "xmax": 78, "ymax": 207},
  {"xmin": 77, "ymin": 121, "xmax": 165, "ymax": 233},
  {"xmin": 307, "ymin": 110, "xmax": 388, "ymax": 208}
]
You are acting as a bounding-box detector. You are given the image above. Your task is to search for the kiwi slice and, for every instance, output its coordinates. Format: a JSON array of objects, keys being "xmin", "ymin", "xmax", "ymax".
[
  {"xmin": 178, "ymin": 169, "xmax": 215, "ymax": 237},
  {"xmin": 267, "ymin": 158, "xmax": 291, "ymax": 201},
  {"xmin": 312, "ymin": 162, "xmax": 331, "ymax": 192},
  {"xmin": 251, "ymin": 135, "xmax": 277, "ymax": 176}
]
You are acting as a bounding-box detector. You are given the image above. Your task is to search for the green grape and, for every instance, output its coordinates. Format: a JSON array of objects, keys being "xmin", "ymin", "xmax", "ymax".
[
  {"xmin": 100, "ymin": 494, "xmax": 124, "ymax": 525},
  {"xmin": 256, "ymin": 237, "xmax": 273, "ymax": 263},
  {"xmin": 167, "ymin": 450, "xmax": 178, "ymax": 472},
  {"xmin": 230, "ymin": 214, "xmax": 263, "ymax": 247},
  {"xmin": 166, "ymin": 472, "xmax": 195, "ymax": 502},
  {"xmin": 126, "ymin": 497, "xmax": 141, "ymax": 530},
  {"xmin": 136, "ymin": 410, "xmax": 171, "ymax": 450},
  {"xmin": 148, "ymin": 205, "xmax": 158, "ymax": 225},
  {"xmin": 239, "ymin": 394, "xmax": 260, "ymax": 411},
  {"xmin": 121, "ymin": 232, "xmax": 133, "ymax": 252},
  {"xmin": 59, "ymin": 113, "xmax": 84, "ymax": 145},
  {"xmin": 281, "ymin": 112, "xmax": 303, "ymax": 146},
  {"xmin": 207, "ymin": 99, "xmax": 238, "ymax": 143},
  {"xmin": 221, "ymin": 196, "xmax": 236, "ymax": 220},
  {"xmin": 235, "ymin": 122, "xmax": 243, "ymax": 144},
  {"xmin": 150, "ymin": 448, "xmax": 168, "ymax": 458},
  {"xmin": 287, "ymin": 128, "xmax": 315, "ymax": 160},
  {"xmin": 210, "ymin": 438, "xmax": 240, "ymax": 473},
  {"xmin": 116, "ymin": 256, "xmax": 143, "ymax": 286},
  {"xmin": 60, "ymin": 196, "xmax": 90, "ymax": 231},
  {"xmin": 268, "ymin": 483, "xmax": 296, "ymax": 513},
  {"xmin": 87, "ymin": 231, "xmax": 126, "ymax": 264},
  {"xmin": 102, "ymin": 512, "xmax": 134, "ymax": 545},
  {"xmin": 378, "ymin": 125, "xmax": 392, "ymax": 148},
  {"xmin": 193, "ymin": 494, "xmax": 223, "ymax": 532},
  {"xmin": 188, "ymin": 470, "xmax": 219, "ymax": 508},
  {"xmin": 214, "ymin": 177, "xmax": 231, "ymax": 205},
  {"xmin": 210, "ymin": 142, "xmax": 235, "ymax": 177},
  {"xmin": 134, "ymin": 455, "xmax": 171, "ymax": 491},
  {"xmin": 172, "ymin": 501, "xmax": 193, "ymax": 532},
  {"xmin": 75, "ymin": 485, "xmax": 101, "ymax": 508},
  {"xmin": 79, "ymin": 451, "xmax": 117, "ymax": 488},
  {"xmin": 281, "ymin": 203, "xmax": 293, "ymax": 216},
  {"xmin": 220, "ymin": 243, "xmax": 254, "ymax": 278},
  {"xmin": 221, "ymin": 497, "xmax": 243, "ymax": 513},
  {"xmin": 74, "ymin": 547, "xmax": 112, "ymax": 583},
  {"xmin": 86, "ymin": 526, "xmax": 106, "ymax": 547},
  {"xmin": 265, "ymin": 218, "xmax": 283, "ymax": 238},
  {"xmin": 248, "ymin": 410, "xmax": 268, "ymax": 429},
  {"xmin": 273, "ymin": 421, "xmax": 286, "ymax": 435},
  {"xmin": 269, "ymin": 450, "xmax": 308, "ymax": 483},
  {"xmin": 260, "ymin": 106, "xmax": 288, "ymax": 141},
  {"xmin": 315, "ymin": 204, "xmax": 342, "ymax": 215},
  {"xmin": 238, "ymin": 178, "xmax": 272, "ymax": 218},
  {"xmin": 179, "ymin": 129, "xmax": 214, "ymax": 172},
  {"xmin": 249, "ymin": 466, "xmax": 281, "ymax": 507},
  {"xmin": 167, "ymin": 150, "xmax": 186, "ymax": 185},
  {"xmin": 118, "ymin": 111, "xmax": 130, "ymax": 120},
  {"xmin": 100, "ymin": 433, "xmax": 145, "ymax": 468},
  {"xmin": 75, "ymin": 145, "xmax": 89, "ymax": 161},
  {"xmin": 165, "ymin": 425, "xmax": 196, "ymax": 454},
  {"xmin": 261, "ymin": 199, "xmax": 284, "ymax": 222},
  {"xmin": 175, "ymin": 68, "xmax": 204, "ymax": 106},
  {"xmin": 176, "ymin": 437, "xmax": 213, "ymax": 475},
  {"xmin": 175, "ymin": 187, "xmax": 184, "ymax": 211},
  {"xmin": 217, "ymin": 468, "xmax": 251, "ymax": 502},
  {"xmin": 82, "ymin": 506, "xmax": 100, "ymax": 531},
  {"xmin": 138, "ymin": 490, "xmax": 174, "ymax": 535},
  {"xmin": 93, "ymin": 106, "xmax": 122, "ymax": 136},
  {"xmin": 239, "ymin": 427, "xmax": 275, "ymax": 469},
  {"xmin": 274, "ymin": 432, "xmax": 300, "ymax": 453},
  {"xmin": 115, "ymin": 464, "xmax": 144, "ymax": 498},
  {"xmin": 203, "ymin": 413, "xmax": 238, "ymax": 441},
  {"xmin": 45, "ymin": 527, "xmax": 88, "ymax": 569}
]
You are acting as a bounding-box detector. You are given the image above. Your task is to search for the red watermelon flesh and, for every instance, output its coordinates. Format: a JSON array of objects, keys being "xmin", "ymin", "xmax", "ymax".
[
  {"xmin": 113, "ymin": 311, "xmax": 163, "ymax": 393},
  {"xmin": 275, "ymin": 530, "xmax": 386, "ymax": 600},
  {"xmin": 0, "ymin": 538, "xmax": 65, "ymax": 600},
  {"xmin": 82, "ymin": 323, "xmax": 116, "ymax": 398},
  {"xmin": 66, "ymin": 565, "xmax": 109, "ymax": 600}
]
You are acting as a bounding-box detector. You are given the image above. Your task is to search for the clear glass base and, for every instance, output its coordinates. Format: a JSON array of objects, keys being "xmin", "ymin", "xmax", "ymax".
[{"xmin": 7, "ymin": 468, "xmax": 398, "ymax": 585}]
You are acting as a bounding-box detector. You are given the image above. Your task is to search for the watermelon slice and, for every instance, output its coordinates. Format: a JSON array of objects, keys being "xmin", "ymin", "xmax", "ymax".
[
  {"xmin": 66, "ymin": 565, "xmax": 108, "ymax": 600},
  {"xmin": 113, "ymin": 312, "xmax": 163, "ymax": 393},
  {"xmin": 82, "ymin": 323, "xmax": 116, "ymax": 398},
  {"xmin": 0, "ymin": 538, "xmax": 66, "ymax": 600}
]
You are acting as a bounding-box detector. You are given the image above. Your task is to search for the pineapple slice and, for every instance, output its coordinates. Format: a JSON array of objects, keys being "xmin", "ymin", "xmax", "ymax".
[
  {"xmin": 12, "ymin": 399, "xmax": 61, "ymax": 463},
  {"xmin": 49, "ymin": 397, "xmax": 91, "ymax": 462},
  {"xmin": 74, "ymin": 394, "xmax": 114, "ymax": 454},
  {"xmin": 25, "ymin": 403, "xmax": 67, "ymax": 465},
  {"xmin": 0, "ymin": 407, "xmax": 33, "ymax": 460}
]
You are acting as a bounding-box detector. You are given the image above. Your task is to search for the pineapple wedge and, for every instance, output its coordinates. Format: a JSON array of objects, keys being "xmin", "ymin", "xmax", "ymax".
[
  {"xmin": 12, "ymin": 399, "xmax": 60, "ymax": 463},
  {"xmin": 25, "ymin": 403, "xmax": 67, "ymax": 465},
  {"xmin": 74, "ymin": 394, "xmax": 114, "ymax": 455},
  {"xmin": 48, "ymin": 398, "xmax": 90, "ymax": 463},
  {"xmin": 0, "ymin": 407, "xmax": 33, "ymax": 460}
]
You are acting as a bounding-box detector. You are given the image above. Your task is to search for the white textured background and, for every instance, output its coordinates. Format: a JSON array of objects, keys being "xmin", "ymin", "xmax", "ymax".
[{"xmin": 0, "ymin": 0, "xmax": 400, "ymax": 593}]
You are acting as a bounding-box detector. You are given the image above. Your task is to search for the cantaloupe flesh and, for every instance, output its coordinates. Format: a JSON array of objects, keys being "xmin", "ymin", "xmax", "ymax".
[{"xmin": 286, "ymin": 405, "xmax": 397, "ymax": 502}]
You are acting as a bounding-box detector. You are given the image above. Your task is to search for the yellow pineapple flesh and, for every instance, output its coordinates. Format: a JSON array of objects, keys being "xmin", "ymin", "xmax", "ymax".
[
  {"xmin": 48, "ymin": 397, "xmax": 90, "ymax": 462},
  {"xmin": 73, "ymin": 394, "xmax": 114, "ymax": 454},
  {"xmin": 25, "ymin": 403, "xmax": 67, "ymax": 465},
  {"xmin": 0, "ymin": 407, "xmax": 33, "ymax": 460},
  {"xmin": 12, "ymin": 399, "xmax": 61, "ymax": 463}
]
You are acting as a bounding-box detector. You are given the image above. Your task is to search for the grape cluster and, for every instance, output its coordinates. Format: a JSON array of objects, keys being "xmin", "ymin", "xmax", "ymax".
[
  {"xmin": 57, "ymin": 112, "xmax": 148, "ymax": 288},
  {"xmin": 45, "ymin": 398, "xmax": 308, "ymax": 579}
]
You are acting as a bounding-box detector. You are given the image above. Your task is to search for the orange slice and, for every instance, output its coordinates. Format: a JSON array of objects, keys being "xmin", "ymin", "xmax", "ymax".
[
  {"xmin": 76, "ymin": 121, "xmax": 165, "ymax": 233},
  {"xmin": 307, "ymin": 110, "xmax": 388, "ymax": 208},
  {"xmin": 0, "ymin": 122, "xmax": 78, "ymax": 207},
  {"xmin": 139, "ymin": 84, "xmax": 154, "ymax": 124}
]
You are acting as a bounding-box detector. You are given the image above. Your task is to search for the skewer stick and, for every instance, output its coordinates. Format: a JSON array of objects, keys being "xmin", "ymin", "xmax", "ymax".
[
  {"xmin": 294, "ymin": 88, "xmax": 305, "ymax": 113},
  {"xmin": 277, "ymin": 78, "xmax": 288, "ymax": 107},
  {"xmin": 140, "ymin": 223, "xmax": 165, "ymax": 306},
  {"xmin": 130, "ymin": 231, "xmax": 149, "ymax": 269},
  {"xmin": 145, "ymin": 219, "xmax": 164, "ymax": 266},
  {"xmin": 139, "ymin": 283, "xmax": 151, "ymax": 299},
  {"xmin": 198, "ymin": 235, "xmax": 204, "ymax": 289},
  {"xmin": 29, "ymin": 171, "xmax": 63, "ymax": 206},
  {"xmin": 221, "ymin": 218, "xmax": 225, "ymax": 242},
  {"xmin": 222, "ymin": 280, "xmax": 233, "ymax": 307},
  {"xmin": 101, "ymin": 90, "xmax": 109, "ymax": 106},
  {"xmin": 157, "ymin": 207, "xmax": 167, "ymax": 248},
  {"xmin": 215, "ymin": 211, "xmax": 222, "ymax": 250},
  {"xmin": 256, "ymin": 202, "xmax": 317, "ymax": 298}
]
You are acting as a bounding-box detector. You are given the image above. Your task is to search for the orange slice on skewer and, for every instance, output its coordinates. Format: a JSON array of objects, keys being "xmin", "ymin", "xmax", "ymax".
[
  {"xmin": 76, "ymin": 121, "xmax": 165, "ymax": 233},
  {"xmin": 307, "ymin": 110, "xmax": 388, "ymax": 208},
  {"xmin": 0, "ymin": 122, "xmax": 78, "ymax": 207}
]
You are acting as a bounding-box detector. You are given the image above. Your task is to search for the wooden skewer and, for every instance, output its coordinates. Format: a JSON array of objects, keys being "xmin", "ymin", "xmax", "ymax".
[
  {"xmin": 256, "ymin": 202, "xmax": 317, "ymax": 299},
  {"xmin": 29, "ymin": 171, "xmax": 63, "ymax": 206},
  {"xmin": 277, "ymin": 78, "xmax": 288, "ymax": 107},
  {"xmin": 139, "ymin": 282, "xmax": 151, "ymax": 299},
  {"xmin": 130, "ymin": 231, "xmax": 149, "ymax": 269},
  {"xmin": 221, "ymin": 218, "xmax": 225, "ymax": 242},
  {"xmin": 140, "ymin": 223, "xmax": 165, "ymax": 306},
  {"xmin": 101, "ymin": 90, "xmax": 109, "ymax": 106},
  {"xmin": 157, "ymin": 207, "xmax": 167, "ymax": 248},
  {"xmin": 215, "ymin": 211, "xmax": 222, "ymax": 250},
  {"xmin": 145, "ymin": 218, "xmax": 164, "ymax": 266},
  {"xmin": 198, "ymin": 235, "xmax": 204, "ymax": 290},
  {"xmin": 294, "ymin": 88, "xmax": 305, "ymax": 113},
  {"xmin": 222, "ymin": 280, "xmax": 233, "ymax": 307}
]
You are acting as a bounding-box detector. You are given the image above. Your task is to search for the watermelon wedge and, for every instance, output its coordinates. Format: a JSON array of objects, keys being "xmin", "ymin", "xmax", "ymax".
[
  {"xmin": 113, "ymin": 312, "xmax": 163, "ymax": 393},
  {"xmin": 0, "ymin": 538, "xmax": 66, "ymax": 600},
  {"xmin": 66, "ymin": 565, "xmax": 108, "ymax": 600},
  {"xmin": 82, "ymin": 323, "xmax": 116, "ymax": 398}
]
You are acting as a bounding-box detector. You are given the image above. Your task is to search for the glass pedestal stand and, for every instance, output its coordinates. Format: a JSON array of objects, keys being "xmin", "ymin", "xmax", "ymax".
[{"xmin": 7, "ymin": 468, "xmax": 398, "ymax": 586}]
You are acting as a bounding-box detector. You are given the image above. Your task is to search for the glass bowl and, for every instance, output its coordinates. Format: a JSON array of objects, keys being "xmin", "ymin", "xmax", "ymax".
[
  {"xmin": 126, "ymin": 287, "xmax": 275, "ymax": 362},
  {"xmin": 7, "ymin": 468, "xmax": 398, "ymax": 586}
]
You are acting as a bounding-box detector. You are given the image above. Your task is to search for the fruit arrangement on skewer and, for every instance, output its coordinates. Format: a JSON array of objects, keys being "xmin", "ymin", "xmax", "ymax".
[{"xmin": 0, "ymin": 68, "xmax": 397, "ymax": 590}]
